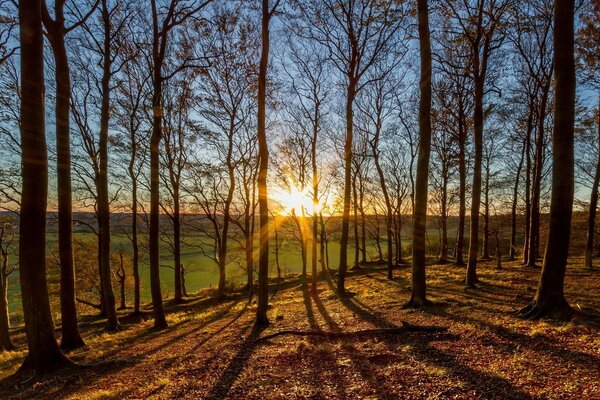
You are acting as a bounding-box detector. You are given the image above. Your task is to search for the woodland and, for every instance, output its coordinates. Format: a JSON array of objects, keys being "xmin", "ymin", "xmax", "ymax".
[{"xmin": 0, "ymin": 0, "xmax": 599, "ymax": 399}]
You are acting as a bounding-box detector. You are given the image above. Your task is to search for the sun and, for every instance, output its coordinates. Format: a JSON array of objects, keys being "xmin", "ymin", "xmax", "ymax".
[{"xmin": 272, "ymin": 183, "xmax": 316, "ymax": 216}]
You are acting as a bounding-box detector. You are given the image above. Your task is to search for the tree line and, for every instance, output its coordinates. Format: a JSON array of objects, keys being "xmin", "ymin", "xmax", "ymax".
[{"xmin": 0, "ymin": 0, "xmax": 595, "ymax": 374}]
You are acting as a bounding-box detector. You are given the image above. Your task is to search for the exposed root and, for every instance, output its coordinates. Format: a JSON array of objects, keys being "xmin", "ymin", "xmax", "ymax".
[
  {"xmin": 402, "ymin": 297, "xmax": 434, "ymax": 310},
  {"xmin": 516, "ymin": 300, "xmax": 574, "ymax": 321},
  {"xmin": 257, "ymin": 321, "xmax": 448, "ymax": 342}
]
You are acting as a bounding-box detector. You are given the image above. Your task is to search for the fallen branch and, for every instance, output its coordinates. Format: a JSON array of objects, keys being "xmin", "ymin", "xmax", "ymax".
[
  {"xmin": 257, "ymin": 321, "xmax": 448, "ymax": 342},
  {"xmin": 76, "ymin": 297, "xmax": 101, "ymax": 310}
]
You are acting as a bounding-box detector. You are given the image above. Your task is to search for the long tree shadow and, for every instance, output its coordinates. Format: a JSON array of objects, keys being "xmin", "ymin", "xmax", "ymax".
[
  {"xmin": 336, "ymin": 293, "xmax": 536, "ymax": 399},
  {"xmin": 311, "ymin": 291, "xmax": 399, "ymax": 399},
  {"xmin": 204, "ymin": 322, "xmax": 267, "ymax": 400},
  {"xmin": 427, "ymin": 306, "xmax": 600, "ymax": 372}
]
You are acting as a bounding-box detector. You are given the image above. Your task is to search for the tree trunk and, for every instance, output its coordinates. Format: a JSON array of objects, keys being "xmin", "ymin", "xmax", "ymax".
[
  {"xmin": 0, "ymin": 256, "xmax": 13, "ymax": 350},
  {"xmin": 585, "ymin": 101, "xmax": 600, "ymax": 269},
  {"xmin": 523, "ymin": 107, "xmax": 533, "ymax": 264},
  {"xmin": 98, "ymin": 4, "xmax": 119, "ymax": 330},
  {"xmin": 439, "ymin": 170, "xmax": 448, "ymax": 263},
  {"xmin": 509, "ymin": 141, "xmax": 526, "ymax": 261},
  {"xmin": 256, "ymin": 0, "xmax": 273, "ymax": 325},
  {"xmin": 482, "ymin": 158, "xmax": 491, "ymax": 260},
  {"xmin": 465, "ymin": 57, "xmax": 485, "ymax": 287},
  {"xmin": 352, "ymin": 170, "xmax": 360, "ymax": 268},
  {"xmin": 18, "ymin": 0, "xmax": 72, "ymax": 371},
  {"xmin": 150, "ymin": 78, "xmax": 168, "ymax": 329},
  {"xmin": 520, "ymin": 0, "xmax": 575, "ymax": 320},
  {"xmin": 359, "ymin": 176, "xmax": 367, "ymax": 264},
  {"xmin": 407, "ymin": 0, "xmax": 432, "ymax": 308},
  {"xmin": 130, "ymin": 172, "xmax": 140, "ymax": 314},
  {"xmin": 527, "ymin": 85, "xmax": 549, "ymax": 268},
  {"xmin": 46, "ymin": 14, "xmax": 85, "ymax": 349},
  {"xmin": 455, "ymin": 110, "xmax": 466, "ymax": 266},
  {"xmin": 338, "ymin": 81, "xmax": 356, "ymax": 294},
  {"xmin": 173, "ymin": 189, "xmax": 183, "ymax": 302}
]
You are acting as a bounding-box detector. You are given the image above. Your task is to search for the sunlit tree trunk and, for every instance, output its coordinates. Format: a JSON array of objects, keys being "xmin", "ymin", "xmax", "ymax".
[{"xmin": 257, "ymin": 0, "xmax": 278, "ymax": 325}]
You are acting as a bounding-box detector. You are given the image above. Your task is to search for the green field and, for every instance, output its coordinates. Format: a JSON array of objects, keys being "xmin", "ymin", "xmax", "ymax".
[{"xmin": 6, "ymin": 229, "xmax": 412, "ymax": 324}]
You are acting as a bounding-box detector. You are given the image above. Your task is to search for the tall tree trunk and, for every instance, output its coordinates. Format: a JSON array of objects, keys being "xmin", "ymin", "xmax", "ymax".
[
  {"xmin": 372, "ymin": 138, "xmax": 394, "ymax": 278},
  {"xmin": 338, "ymin": 81, "xmax": 356, "ymax": 294},
  {"xmin": 465, "ymin": 54, "xmax": 486, "ymax": 287},
  {"xmin": 129, "ymin": 163, "xmax": 140, "ymax": 314},
  {"xmin": 18, "ymin": 0, "xmax": 72, "ymax": 371},
  {"xmin": 439, "ymin": 170, "xmax": 448, "ymax": 263},
  {"xmin": 45, "ymin": 11, "xmax": 85, "ymax": 349},
  {"xmin": 523, "ymin": 106, "xmax": 533, "ymax": 264},
  {"xmin": 359, "ymin": 177, "xmax": 367, "ymax": 264},
  {"xmin": 256, "ymin": 0, "xmax": 274, "ymax": 325},
  {"xmin": 407, "ymin": 0, "xmax": 432, "ymax": 308},
  {"xmin": 527, "ymin": 86, "xmax": 549, "ymax": 268},
  {"xmin": 311, "ymin": 109, "xmax": 319, "ymax": 289},
  {"xmin": 98, "ymin": 2, "xmax": 119, "ymax": 330},
  {"xmin": 455, "ymin": 111, "xmax": 466, "ymax": 266},
  {"xmin": 585, "ymin": 101, "xmax": 600, "ymax": 269},
  {"xmin": 509, "ymin": 141, "xmax": 526, "ymax": 261},
  {"xmin": 173, "ymin": 190, "xmax": 183, "ymax": 302},
  {"xmin": 520, "ymin": 0, "xmax": 575, "ymax": 320},
  {"xmin": 149, "ymin": 79, "xmax": 168, "ymax": 329},
  {"xmin": 352, "ymin": 171, "xmax": 360, "ymax": 268},
  {"xmin": 482, "ymin": 159, "xmax": 491, "ymax": 259},
  {"xmin": 0, "ymin": 254, "xmax": 13, "ymax": 350}
]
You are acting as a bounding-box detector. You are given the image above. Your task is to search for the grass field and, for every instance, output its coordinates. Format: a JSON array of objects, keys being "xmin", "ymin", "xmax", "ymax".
[{"xmin": 5, "ymin": 228, "xmax": 413, "ymax": 324}]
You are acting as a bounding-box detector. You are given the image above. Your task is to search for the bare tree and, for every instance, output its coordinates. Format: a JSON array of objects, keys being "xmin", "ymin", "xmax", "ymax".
[
  {"xmin": 256, "ymin": 0, "xmax": 280, "ymax": 325},
  {"xmin": 147, "ymin": 0, "xmax": 211, "ymax": 329},
  {"xmin": 518, "ymin": 0, "xmax": 575, "ymax": 320},
  {"xmin": 18, "ymin": 0, "xmax": 72, "ymax": 372},
  {"xmin": 42, "ymin": 0, "xmax": 97, "ymax": 348},
  {"xmin": 405, "ymin": 0, "xmax": 432, "ymax": 308}
]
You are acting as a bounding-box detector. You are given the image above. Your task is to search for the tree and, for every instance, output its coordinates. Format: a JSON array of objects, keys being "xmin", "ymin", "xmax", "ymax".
[
  {"xmin": 443, "ymin": 0, "xmax": 509, "ymax": 287},
  {"xmin": 518, "ymin": 0, "xmax": 575, "ymax": 320},
  {"xmin": 18, "ymin": 0, "xmax": 72, "ymax": 371},
  {"xmin": 0, "ymin": 221, "xmax": 16, "ymax": 350},
  {"xmin": 195, "ymin": 7, "xmax": 259, "ymax": 298},
  {"xmin": 256, "ymin": 0, "xmax": 280, "ymax": 325},
  {"xmin": 147, "ymin": 0, "xmax": 211, "ymax": 329},
  {"xmin": 405, "ymin": 0, "xmax": 432, "ymax": 308},
  {"xmin": 42, "ymin": 0, "xmax": 96, "ymax": 349},
  {"xmin": 578, "ymin": 0, "xmax": 600, "ymax": 269},
  {"xmin": 160, "ymin": 69, "xmax": 197, "ymax": 303},
  {"xmin": 295, "ymin": 0, "xmax": 404, "ymax": 294},
  {"xmin": 113, "ymin": 26, "xmax": 149, "ymax": 314}
]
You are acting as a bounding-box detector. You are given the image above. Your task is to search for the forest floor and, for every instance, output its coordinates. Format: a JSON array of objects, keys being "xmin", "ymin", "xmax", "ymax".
[{"xmin": 1, "ymin": 258, "xmax": 600, "ymax": 399}]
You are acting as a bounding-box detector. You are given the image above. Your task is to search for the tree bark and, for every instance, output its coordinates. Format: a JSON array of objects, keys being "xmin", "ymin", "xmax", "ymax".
[
  {"xmin": 43, "ymin": 2, "xmax": 85, "ymax": 349},
  {"xmin": 519, "ymin": 0, "xmax": 575, "ymax": 320},
  {"xmin": 338, "ymin": 81, "xmax": 356, "ymax": 294},
  {"xmin": 509, "ymin": 140, "xmax": 526, "ymax": 261},
  {"xmin": 98, "ymin": 0, "xmax": 119, "ymax": 330},
  {"xmin": 256, "ymin": 0, "xmax": 275, "ymax": 325},
  {"xmin": 406, "ymin": 0, "xmax": 432, "ymax": 308},
  {"xmin": 527, "ymin": 84, "xmax": 550, "ymax": 268},
  {"xmin": 18, "ymin": 0, "xmax": 72, "ymax": 371},
  {"xmin": 585, "ymin": 100, "xmax": 600, "ymax": 269},
  {"xmin": 0, "ymin": 250, "xmax": 13, "ymax": 350},
  {"xmin": 465, "ymin": 62, "xmax": 485, "ymax": 287},
  {"xmin": 455, "ymin": 105, "xmax": 467, "ymax": 266}
]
